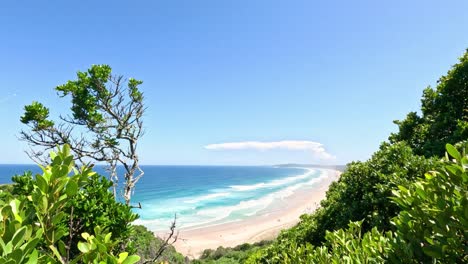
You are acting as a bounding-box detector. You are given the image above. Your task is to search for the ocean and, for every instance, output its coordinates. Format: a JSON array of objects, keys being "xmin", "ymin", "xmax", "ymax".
[{"xmin": 0, "ymin": 164, "xmax": 326, "ymax": 232}]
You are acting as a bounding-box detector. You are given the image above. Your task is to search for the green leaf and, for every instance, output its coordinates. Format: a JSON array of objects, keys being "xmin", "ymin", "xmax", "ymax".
[
  {"xmin": 118, "ymin": 252, "xmax": 129, "ymax": 263},
  {"xmin": 62, "ymin": 144, "xmax": 71, "ymax": 158},
  {"xmin": 104, "ymin": 232, "xmax": 112, "ymax": 243},
  {"xmin": 65, "ymin": 180, "xmax": 78, "ymax": 197},
  {"xmin": 81, "ymin": 232, "xmax": 90, "ymax": 240},
  {"xmin": 397, "ymin": 185, "xmax": 409, "ymax": 193},
  {"xmin": 49, "ymin": 151, "xmax": 57, "ymax": 160},
  {"xmin": 422, "ymin": 245, "xmax": 443, "ymax": 258},
  {"xmin": 3, "ymin": 241, "xmax": 12, "ymax": 254},
  {"xmin": 446, "ymin": 144, "xmax": 461, "ymax": 160},
  {"xmin": 20, "ymin": 237, "xmax": 40, "ymax": 254},
  {"xmin": 10, "ymin": 248, "xmax": 24, "ymax": 262},
  {"xmin": 35, "ymin": 175, "xmax": 48, "ymax": 193},
  {"xmin": 122, "ymin": 255, "xmax": 140, "ymax": 264},
  {"xmin": 9, "ymin": 199, "xmax": 22, "ymax": 223},
  {"xmin": 77, "ymin": 242, "xmax": 90, "ymax": 253},
  {"xmin": 53, "ymin": 229, "xmax": 67, "ymax": 243},
  {"xmin": 51, "ymin": 212, "xmax": 65, "ymax": 225},
  {"xmin": 11, "ymin": 226, "xmax": 27, "ymax": 248},
  {"xmin": 58, "ymin": 240, "xmax": 67, "ymax": 256},
  {"xmin": 25, "ymin": 249, "xmax": 38, "ymax": 264}
]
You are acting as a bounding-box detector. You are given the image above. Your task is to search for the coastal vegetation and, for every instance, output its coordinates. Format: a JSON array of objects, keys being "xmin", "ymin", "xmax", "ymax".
[
  {"xmin": 129, "ymin": 225, "xmax": 185, "ymax": 263},
  {"xmin": 242, "ymin": 50, "xmax": 468, "ymax": 263},
  {"xmin": 0, "ymin": 145, "xmax": 140, "ymax": 263},
  {"xmin": 192, "ymin": 241, "xmax": 272, "ymax": 264},
  {"xmin": 0, "ymin": 48, "xmax": 466, "ymax": 263},
  {"xmin": 0, "ymin": 65, "xmax": 184, "ymax": 263},
  {"xmin": 389, "ymin": 50, "xmax": 468, "ymax": 157},
  {"xmin": 247, "ymin": 144, "xmax": 467, "ymax": 263},
  {"xmin": 20, "ymin": 65, "xmax": 145, "ymax": 205}
]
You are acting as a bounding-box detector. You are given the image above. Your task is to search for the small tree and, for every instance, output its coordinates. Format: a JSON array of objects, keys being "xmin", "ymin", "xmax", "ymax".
[{"xmin": 20, "ymin": 64, "xmax": 145, "ymax": 205}]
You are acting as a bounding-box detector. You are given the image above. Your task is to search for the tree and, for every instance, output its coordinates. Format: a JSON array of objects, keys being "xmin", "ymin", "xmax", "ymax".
[
  {"xmin": 20, "ymin": 65, "xmax": 145, "ymax": 205},
  {"xmin": 390, "ymin": 49, "xmax": 468, "ymax": 157}
]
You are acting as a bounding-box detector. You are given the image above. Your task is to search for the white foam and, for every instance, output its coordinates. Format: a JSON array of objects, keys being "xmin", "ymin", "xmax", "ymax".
[
  {"xmin": 183, "ymin": 192, "xmax": 231, "ymax": 204},
  {"xmin": 196, "ymin": 195, "xmax": 274, "ymax": 217},
  {"xmin": 193, "ymin": 169, "xmax": 326, "ymax": 223},
  {"xmin": 191, "ymin": 194, "xmax": 274, "ymax": 227},
  {"xmin": 229, "ymin": 168, "xmax": 316, "ymax": 191},
  {"xmin": 136, "ymin": 168, "xmax": 331, "ymax": 232},
  {"xmin": 272, "ymin": 169, "xmax": 329, "ymax": 200}
]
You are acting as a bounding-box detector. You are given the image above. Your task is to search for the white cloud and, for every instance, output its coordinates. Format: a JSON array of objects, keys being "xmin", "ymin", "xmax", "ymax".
[{"xmin": 204, "ymin": 140, "xmax": 335, "ymax": 160}]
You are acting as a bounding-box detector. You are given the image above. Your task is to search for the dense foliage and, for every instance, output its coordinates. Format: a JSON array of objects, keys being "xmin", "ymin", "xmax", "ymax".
[
  {"xmin": 129, "ymin": 225, "xmax": 186, "ymax": 264},
  {"xmin": 247, "ymin": 144, "xmax": 467, "ymax": 263},
  {"xmin": 0, "ymin": 146, "xmax": 189, "ymax": 263},
  {"xmin": 11, "ymin": 168, "xmax": 138, "ymax": 259},
  {"xmin": 249, "ymin": 142, "xmax": 436, "ymax": 258},
  {"xmin": 0, "ymin": 145, "xmax": 140, "ymax": 263},
  {"xmin": 390, "ymin": 50, "xmax": 468, "ymax": 157},
  {"xmin": 239, "ymin": 50, "xmax": 468, "ymax": 263},
  {"xmin": 246, "ymin": 221, "xmax": 393, "ymax": 264},
  {"xmin": 193, "ymin": 241, "xmax": 272, "ymax": 264},
  {"xmin": 389, "ymin": 144, "xmax": 468, "ymax": 262}
]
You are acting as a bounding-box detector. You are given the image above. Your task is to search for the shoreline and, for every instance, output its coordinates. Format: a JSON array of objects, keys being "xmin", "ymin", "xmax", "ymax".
[{"xmin": 156, "ymin": 169, "xmax": 341, "ymax": 259}]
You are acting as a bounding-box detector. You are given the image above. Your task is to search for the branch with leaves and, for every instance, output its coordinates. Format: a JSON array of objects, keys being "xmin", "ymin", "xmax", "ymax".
[{"xmin": 20, "ymin": 64, "xmax": 145, "ymax": 205}]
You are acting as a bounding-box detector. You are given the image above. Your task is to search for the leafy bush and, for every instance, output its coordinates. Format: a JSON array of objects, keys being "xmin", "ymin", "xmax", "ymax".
[
  {"xmin": 389, "ymin": 144, "xmax": 468, "ymax": 263},
  {"xmin": 69, "ymin": 172, "xmax": 138, "ymax": 256},
  {"xmin": 11, "ymin": 164, "xmax": 138, "ymax": 259},
  {"xmin": 247, "ymin": 221, "xmax": 393, "ymax": 264},
  {"xmin": 193, "ymin": 241, "xmax": 272, "ymax": 264},
  {"xmin": 247, "ymin": 144, "xmax": 468, "ymax": 263},
  {"xmin": 269, "ymin": 142, "xmax": 436, "ymax": 251},
  {"xmin": 128, "ymin": 225, "xmax": 186, "ymax": 264},
  {"xmin": 0, "ymin": 145, "xmax": 140, "ymax": 263}
]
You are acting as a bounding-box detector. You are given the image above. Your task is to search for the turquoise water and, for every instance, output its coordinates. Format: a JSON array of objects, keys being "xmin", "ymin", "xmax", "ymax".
[{"xmin": 0, "ymin": 164, "xmax": 323, "ymax": 231}]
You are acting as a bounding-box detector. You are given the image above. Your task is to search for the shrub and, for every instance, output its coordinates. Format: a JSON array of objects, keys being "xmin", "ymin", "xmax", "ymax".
[
  {"xmin": 246, "ymin": 221, "xmax": 392, "ymax": 264},
  {"xmin": 0, "ymin": 145, "xmax": 140, "ymax": 263},
  {"xmin": 246, "ymin": 144, "xmax": 468, "ymax": 263},
  {"xmin": 128, "ymin": 225, "xmax": 186, "ymax": 264},
  {"xmin": 11, "ymin": 162, "xmax": 138, "ymax": 259},
  {"xmin": 271, "ymin": 142, "xmax": 436, "ymax": 250},
  {"xmin": 389, "ymin": 144, "xmax": 468, "ymax": 263},
  {"xmin": 194, "ymin": 240, "xmax": 272, "ymax": 264}
]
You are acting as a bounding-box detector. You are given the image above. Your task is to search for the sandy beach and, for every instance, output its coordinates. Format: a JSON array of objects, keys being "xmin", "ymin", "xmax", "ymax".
[{"xmin": 156, "ymin": 169, "xmax": 341, "ymax": 259}]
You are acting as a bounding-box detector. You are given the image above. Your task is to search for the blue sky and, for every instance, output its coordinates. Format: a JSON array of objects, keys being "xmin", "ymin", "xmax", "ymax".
[{"xmin": 0, "ymin": 0, "xmax": 467, "ymax": 165}]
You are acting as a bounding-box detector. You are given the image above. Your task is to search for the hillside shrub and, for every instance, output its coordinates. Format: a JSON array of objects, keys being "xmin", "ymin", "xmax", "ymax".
[
  {"xmin": 247, "ymin": 144, "xmax": 468, "ymax": 263},
  {"xmin": 0, "ymin": 145, "xmax": 140, "ymax": 263}
]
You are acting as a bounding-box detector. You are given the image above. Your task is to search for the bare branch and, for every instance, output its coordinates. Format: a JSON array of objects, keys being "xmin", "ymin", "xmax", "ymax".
[{"xmin": 143, "ymin": 214, "xmax": 179, "ymax": 264}]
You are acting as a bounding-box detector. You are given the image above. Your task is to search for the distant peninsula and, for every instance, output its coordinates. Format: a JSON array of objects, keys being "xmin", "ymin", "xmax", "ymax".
[{"xmin": 276, "ymin": 163, "xmax": 347, "ymax": 172}]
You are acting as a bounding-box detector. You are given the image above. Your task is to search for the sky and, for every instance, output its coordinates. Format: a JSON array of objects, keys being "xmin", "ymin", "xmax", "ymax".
[{"xmin": 0, "ymin": 0, "xmax": 467, "ymax": 165}]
